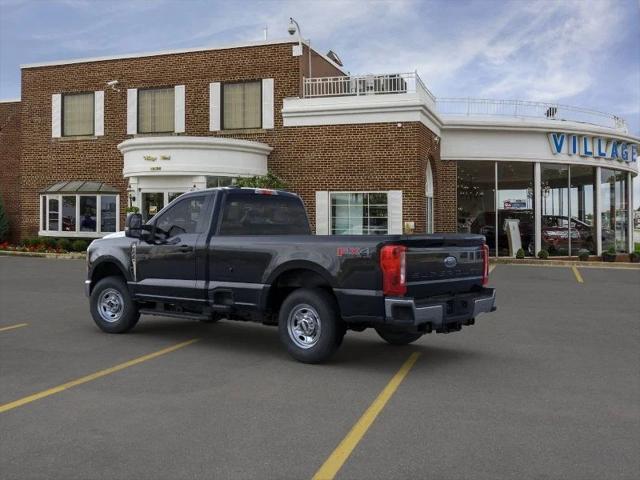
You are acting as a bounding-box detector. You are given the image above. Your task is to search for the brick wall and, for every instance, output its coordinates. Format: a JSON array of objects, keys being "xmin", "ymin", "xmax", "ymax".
[
  {"xmin": 0, "ymin": 101, "xmax": 21, "ymax": 242},
  {"xmin": 14, "ymin": 40, "xmax": 451, "ymax": 240}
]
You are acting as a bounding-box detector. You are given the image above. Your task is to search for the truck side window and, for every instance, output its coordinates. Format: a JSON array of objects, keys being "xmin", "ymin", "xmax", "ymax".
[
  {"xmin": 219, "ymin": 194, "xmax": 310, "ymax": 235},
  {"xmin": 154, "ymin": 196, "xmax": 207, "ymax": 235}
]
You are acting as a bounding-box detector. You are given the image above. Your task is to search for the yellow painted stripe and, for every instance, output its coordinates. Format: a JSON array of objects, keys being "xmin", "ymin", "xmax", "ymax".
[
  {"xmin": 0, "ymin": 338, "xmax": 199, "ymax": 414},
  {"xmin": 489, "ymin": 264, "xmax": 496, "ymax": 273},
  {"xmin": 312, "ymin": 352, "xmax": 421, "ymax": 480},
  {"xmin": 571, "ymin": 265, "xmax": 584, "ymax": 284},
  {"xmin": 0, "ymin": 323, "xmax": 28, "ymax": 333}
]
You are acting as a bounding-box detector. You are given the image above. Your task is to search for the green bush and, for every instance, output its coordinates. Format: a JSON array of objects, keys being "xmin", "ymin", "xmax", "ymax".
[
  {"xmin": 234, "ymin": 172, "xmax": 287, "ymax": 190},
  {"xmin": 41, "ymin": 237, "xmax": 58, "ymax": 249},
  {"xmin": 0, "ymin": 195, "xmax": 9, "ymax": 243},
  {"xmin": 537, "ymin": 249, "xmax": 549, "ymax": 260},
  {"xmin": 58, "ymin": 238, "xmax": 72, "ymax": 252},
  {"xmin": 577, "ymin": 249, "xmax": 590, "ymax": 261},
  {"xmin": 515, "ymin": 248, "xmax": 525, "ymax": 259},
  {"xmin": 21, "ymin": 237, "xmax": 34, "ymax": 247},
  {"xmin": 125, "ymin": 206, "xmax": 140, "ymax": 213},
  {"xmin": 71, "ymin": 239, "xmax": 88, "ymax": 252},
  {"xmin": 606, "ymin": 245, "xmax": 616, "ymax": 255}
]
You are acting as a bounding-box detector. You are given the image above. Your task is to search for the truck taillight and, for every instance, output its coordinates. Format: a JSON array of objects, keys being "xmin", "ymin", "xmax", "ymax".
[
  {"xmin": 380, "ymin": 245, "xmax": 407, "ymax": 297},
  {"xmin": 482, "ymin": 243, "xmax": 490, "ymax": 286}
]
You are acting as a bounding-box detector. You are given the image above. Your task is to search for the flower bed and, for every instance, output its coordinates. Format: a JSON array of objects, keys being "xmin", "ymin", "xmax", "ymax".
[{"xmin": 0, "ymin": 237, "xmax": 91, "ymax": 254}]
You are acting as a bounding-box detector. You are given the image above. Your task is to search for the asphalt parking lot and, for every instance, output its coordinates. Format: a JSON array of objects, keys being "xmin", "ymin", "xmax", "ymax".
[{"xmin": 1, "ymin": 256, "xmax": 639, "ymax": 480}]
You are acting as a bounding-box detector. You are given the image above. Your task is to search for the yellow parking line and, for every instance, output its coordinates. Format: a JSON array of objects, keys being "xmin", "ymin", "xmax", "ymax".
[
  {"xmin": 571, "ymin": 266, "xmax": 584, "ymax": 284},
  {"xmin": 312, "ymin": 352, "xmax": 421, "ymax": 480},
  {"xmin": 0, "ymin": 338, "xmax": 199, "ymax": 414},
  {"xmin": 0, "ymin": 323, "xmax": 28, "ymax": 333}
]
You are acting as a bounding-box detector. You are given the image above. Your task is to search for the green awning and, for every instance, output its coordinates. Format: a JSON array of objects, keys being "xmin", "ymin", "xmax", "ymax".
[{"xmin": 41, "ymin": 181, "xmax": 119, "ymax": 194}]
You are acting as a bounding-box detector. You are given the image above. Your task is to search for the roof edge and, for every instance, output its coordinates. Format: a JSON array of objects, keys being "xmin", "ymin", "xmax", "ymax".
[
  {"xmin": 0, "ymin": 98, "xmax": 21, "ymax": 103},
  {"xmin": 21, "ymin": 38, "xmax": 302, "ymax": 69}
]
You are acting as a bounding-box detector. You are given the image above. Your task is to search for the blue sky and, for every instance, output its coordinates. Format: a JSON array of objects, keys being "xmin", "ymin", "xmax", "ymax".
[{"xmin": 1, "ymin": 0, "xmax": 639, "ymax": 202}]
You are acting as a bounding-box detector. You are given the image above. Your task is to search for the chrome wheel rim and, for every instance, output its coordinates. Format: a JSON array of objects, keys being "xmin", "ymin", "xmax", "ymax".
[
  {"xmin": 287, "ymin": 304, "xmax": 321, "ymax": 349},
  {"xmin": 98, "ymin": 288, "xmax": 124, "ymax": 323}
]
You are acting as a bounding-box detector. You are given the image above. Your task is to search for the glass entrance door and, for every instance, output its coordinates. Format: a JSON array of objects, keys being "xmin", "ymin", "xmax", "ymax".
[{"xmin": 142, "ymin": 192, "xmax": 165, "ymax": 222}]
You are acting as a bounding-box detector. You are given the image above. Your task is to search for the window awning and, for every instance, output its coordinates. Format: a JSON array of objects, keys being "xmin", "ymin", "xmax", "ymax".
[{"xmin": 41, "ymin": 181, "xmax": 119, "ymax": 194}]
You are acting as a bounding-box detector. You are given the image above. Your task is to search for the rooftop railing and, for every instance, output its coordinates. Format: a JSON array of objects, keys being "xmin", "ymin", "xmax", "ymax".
[
  {"xmin": 301, "ymin": 73, "xmax": 627, "ymax": 132},
  {"xmin": 435, "ymin": 98, "xmax": 627, "ymax": 132},
  {"xmin": 303, "ymin": 72, "xmax": 436, "ymax": 102}
]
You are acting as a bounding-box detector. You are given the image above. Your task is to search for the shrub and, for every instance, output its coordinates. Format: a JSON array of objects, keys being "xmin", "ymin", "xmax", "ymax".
[
  {"xmin": 41, "ymin": 237, "xmax": 58, "ymax": 249},
  {"xmin": 606, "ymin": 245, "xmax": 616, "ymax": 255},
  {"xmin": 234, "ymin": 172, "xmax": 287, "ymax": 190},
  {"xmin": 577, "ymin": 249, "xmax": 590, "ymax": 261},
  {"xmin": 58, "ymin": 238, "xmax": 72, "ymax": 252},
  {"xmin": 537, "ymin": 249, "xmax": 549, "ymax": 260},
  {"xmin": 125, "ymin": 206, "xmax": 140, "ymax": 213},
  {"xmin": 71, "ymin": 239, "xmax": 88, "ymax": 252},
  {"xmin": 515, "ymin": 248, "xmax": 525, "ymax": 259},
  {"xmin": 0, "ymin": 195, "xmax": 9, "ymax": 243}
]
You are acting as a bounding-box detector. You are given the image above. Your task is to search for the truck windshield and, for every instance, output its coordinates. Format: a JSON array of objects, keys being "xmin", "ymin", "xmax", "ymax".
[{"xmin": 218, "ymin": 193, "xmax": 311, "ymax": 235}]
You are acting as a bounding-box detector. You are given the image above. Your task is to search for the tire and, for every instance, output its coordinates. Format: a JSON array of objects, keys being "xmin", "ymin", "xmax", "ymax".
[
  {"xmin": 90, "ymin": 276, "xmax": 140, "ymax": 334},
  {"xmin": 278, "ymin": 288, "xmax": 343, "ymax": 364},
  {"xmin": 375, "ymin": 328, "xmax": 424, "ymax": 346}
]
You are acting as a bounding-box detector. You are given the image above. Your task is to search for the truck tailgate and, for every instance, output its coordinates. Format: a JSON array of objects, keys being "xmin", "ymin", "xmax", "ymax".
[{"xmin": 387, "ymin": 235, "xmax": 486, "ymax": 298}]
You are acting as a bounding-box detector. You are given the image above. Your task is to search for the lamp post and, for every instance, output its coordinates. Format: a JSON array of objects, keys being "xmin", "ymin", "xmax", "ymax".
[{"xmin": 288, "ymin": 17, "xmax": 312, "ymax": 93}]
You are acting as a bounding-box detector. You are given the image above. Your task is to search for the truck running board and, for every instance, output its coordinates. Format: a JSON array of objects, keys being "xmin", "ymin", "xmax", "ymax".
[{"xmin": 139, "ymin": 309, "xmax": 212, "ymax": 322}]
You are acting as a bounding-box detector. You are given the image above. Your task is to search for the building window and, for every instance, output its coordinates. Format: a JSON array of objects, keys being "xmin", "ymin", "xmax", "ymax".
[
  {"xmin": 222, "ymin": 81, "xmax": 261, "ymax": 129},
  {"xmin": 601, "ymin": 168, "xmax": 629, "ymax": 253},
  {"xmin": 330, "ymin": 192, "xmax": 388, "ymax": 235},
  {"xmin": 63, "ymin": 92, "xmax": 94, "ymax": 136},
  {"xmin": 206, "ymin": 176, "xmax": 235, "ymax": 188},
  {"xmin": 497, "ymin": 162, "xmax": 534, "ymax": 256},
  {"xmin": 138, "ymin": 87, "xmax": 175, "ymax": 133},
  {"xmin": 426, "ymin": 161, "xmax": 434, "ymax": 233},
  {"xmin": 40, "ymin": 193, "xmax": 120, "ymax": 237},
  {"xmin": 457, "ymin": 161, "xmax": 496, "ymax": 255}
]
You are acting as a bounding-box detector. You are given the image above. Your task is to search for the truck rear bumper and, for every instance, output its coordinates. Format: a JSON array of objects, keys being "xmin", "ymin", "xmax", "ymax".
[{"xmin": 384, "ymin": 288, "xmax": 496, "ymax": 332}]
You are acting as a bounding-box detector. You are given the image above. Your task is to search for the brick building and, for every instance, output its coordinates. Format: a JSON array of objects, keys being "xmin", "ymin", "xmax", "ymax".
[{"xmin": 0, "ymin": 38, "xmax": 638, "ymax": 255}]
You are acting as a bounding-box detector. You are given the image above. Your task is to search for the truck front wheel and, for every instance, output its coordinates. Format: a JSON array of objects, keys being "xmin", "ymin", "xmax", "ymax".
[
  {"xmin": 90, "ymin": 276, "xmax": 140, "ymax": 334},
  {"xmin": 278, "ymin": 288, "xmax": 343, "ymax": 363},
  {"xmin": 375, "ymin": 328, "xmax": 424, "ymax": 346}
]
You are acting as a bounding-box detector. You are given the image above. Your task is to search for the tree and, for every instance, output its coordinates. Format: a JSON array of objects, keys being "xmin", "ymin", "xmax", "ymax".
[
  {"xmin": 233, "ymin": 172, "xmax": 288, "ymax": 190},
  {"xmin": 0, "ymin": 195, "xmax": 9, "ymax": 243}
]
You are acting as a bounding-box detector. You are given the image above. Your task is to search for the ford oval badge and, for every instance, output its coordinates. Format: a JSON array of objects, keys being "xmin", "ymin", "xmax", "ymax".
[{"xmin": 444, "ymin": 256, "xmax": 457, "ymax": 268}]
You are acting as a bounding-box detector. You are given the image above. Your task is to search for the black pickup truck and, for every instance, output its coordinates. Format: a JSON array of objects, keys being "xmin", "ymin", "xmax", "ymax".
[{"xmin": 85, "ymin": 187, "xmax": 495, "ymax": 363}]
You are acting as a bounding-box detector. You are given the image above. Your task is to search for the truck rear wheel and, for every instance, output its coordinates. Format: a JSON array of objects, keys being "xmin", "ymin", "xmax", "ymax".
[
  {"xmin": 90, "ymin": 276, "xmax": 140, "ymax": 334},
  {"xmin": 278, "ymin": 288, "xmax": 343, "ymax": 363},
  {"xmin": 375, "ymin": 328, "xmax": 424, "ymax": 346}
]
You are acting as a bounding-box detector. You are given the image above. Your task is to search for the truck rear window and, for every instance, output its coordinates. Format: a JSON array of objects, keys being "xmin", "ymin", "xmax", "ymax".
[{"xmin": 218, "ymin": 193, "xmax": 311, "ymax": 235}]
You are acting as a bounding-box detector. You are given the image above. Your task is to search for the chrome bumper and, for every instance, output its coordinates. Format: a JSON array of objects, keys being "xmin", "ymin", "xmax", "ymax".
[{"xmin": 384, "ymin": 288, "xmax": 496, "ymax": 328}]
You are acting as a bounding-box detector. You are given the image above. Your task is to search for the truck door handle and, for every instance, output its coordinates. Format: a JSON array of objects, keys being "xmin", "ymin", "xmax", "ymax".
[{"xmin": 178, "ymin": 245, "xmax": 193, "ymax": 253}]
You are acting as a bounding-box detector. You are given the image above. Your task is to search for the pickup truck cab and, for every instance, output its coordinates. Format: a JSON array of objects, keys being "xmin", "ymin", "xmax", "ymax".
[{"xmin": 86, "ymin": 187, "xmax": 496, "ymax": 363}]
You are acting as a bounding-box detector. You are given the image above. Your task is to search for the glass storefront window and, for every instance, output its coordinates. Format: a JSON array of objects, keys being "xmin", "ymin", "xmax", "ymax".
[
  {"xmin": 100, "ymin": 195, "xmax": 117, "ymax": 233},
  {"xmin": 601, "ymin": 169, "xmax": 629, "ymax": 253},
  {"xmin": 79, "ymin": 196, "xmax": 97, "ymax": 232},
  {"xmin": 497, "ymin": 162, "xmax": 534, "ymax": 256},
  {"xmin": 62, "ymin": 196, "xmax": 76, "ymax": 232},
  {"xmin": 331, "ymin": 192, "xmax": 388, "ymax": 235},
  {"xmin": 541, "ymin": 164, "xmax": 570, "ymax": 256},
  {"xmin": 569, "ymin": 166, "xmax": 596, "ymax": 254},
  {"xmin": 457, "ymin": 161, "xmax": 496, "ymax": 255}
]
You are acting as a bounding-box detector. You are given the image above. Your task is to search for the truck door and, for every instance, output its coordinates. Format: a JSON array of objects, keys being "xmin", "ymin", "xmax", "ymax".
[{"xmin": 134, "ymin": 193, "xmax": 212, "ymax": 302}]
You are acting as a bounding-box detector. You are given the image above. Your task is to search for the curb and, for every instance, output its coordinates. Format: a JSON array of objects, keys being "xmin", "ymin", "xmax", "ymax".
[
  {"xmin": 491, "ymin": 258, "xmax": 640, "ymax": 270},
  {"xmin": 0, "ymin": 250, "xmax": 85, "ymax": 260}
]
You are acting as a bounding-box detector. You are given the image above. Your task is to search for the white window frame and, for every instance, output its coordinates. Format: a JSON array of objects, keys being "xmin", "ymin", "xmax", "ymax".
[
  {"xmin": 328, "ymin": 191, "xmax": 390, "ymax": 236},
  {"xmin": 39, "ymin": 194, "xmax": 120, "ymax": 237}
]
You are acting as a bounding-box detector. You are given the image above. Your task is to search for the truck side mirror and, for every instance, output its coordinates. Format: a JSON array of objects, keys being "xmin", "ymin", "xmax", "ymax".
[{"xmin": 125, "ymin": 213, "xmax": 143, "ymax": 238}]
